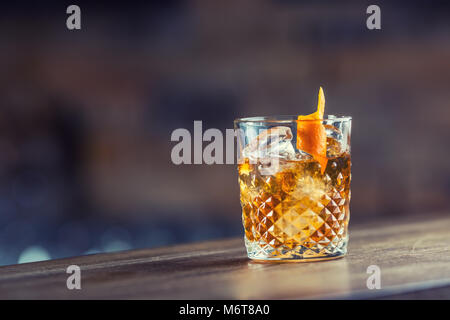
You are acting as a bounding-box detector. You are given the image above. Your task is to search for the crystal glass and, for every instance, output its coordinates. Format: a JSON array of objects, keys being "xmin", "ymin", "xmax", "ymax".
[{"xmin": 235, "ymin": 115, "xmax": 352, "ymax": 261}]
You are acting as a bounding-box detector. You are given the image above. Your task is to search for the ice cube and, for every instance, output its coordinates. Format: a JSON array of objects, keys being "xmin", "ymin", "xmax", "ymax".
[
  {"xmin": 325, "ymin": 125, "xmax": 345, "ymax": 157},
  {"xmin": 242, "ymin": 126, "xmax": 296, "ymax": 161},
  {"xmin": 294, "ymin": 149, "xmax": 313, "ymax": 161},
  {"xmin": 325, "ymin": 124, "xmax": 343, "ymax": 141}
]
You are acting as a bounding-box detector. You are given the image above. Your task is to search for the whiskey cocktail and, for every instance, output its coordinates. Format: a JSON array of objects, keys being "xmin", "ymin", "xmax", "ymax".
[{"xmin": 235, "ymin": 88, "xmax": 351, "ymax": 261}]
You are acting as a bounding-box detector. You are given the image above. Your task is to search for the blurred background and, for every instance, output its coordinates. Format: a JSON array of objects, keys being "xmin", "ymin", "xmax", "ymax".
[{"xmin": 0, "ymin": 0, "xmax": 449, "ymax": 265}]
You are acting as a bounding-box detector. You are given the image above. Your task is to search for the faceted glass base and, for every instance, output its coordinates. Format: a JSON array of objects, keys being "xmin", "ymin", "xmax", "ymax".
[{"xmin": 245, "ymin": 236, "xmax": 348, "ymax": 262}]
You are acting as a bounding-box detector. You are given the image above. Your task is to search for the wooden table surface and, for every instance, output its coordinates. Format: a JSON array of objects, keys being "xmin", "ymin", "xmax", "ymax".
[{"xmin": 0, "ymin": 214, "xmax": 449, "ymax": 299}]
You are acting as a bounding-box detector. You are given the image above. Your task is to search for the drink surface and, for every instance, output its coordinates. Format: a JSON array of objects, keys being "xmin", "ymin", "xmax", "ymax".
[{"xmin": 238, "ymin": 139, "xmax": 351, "ymax": 260}]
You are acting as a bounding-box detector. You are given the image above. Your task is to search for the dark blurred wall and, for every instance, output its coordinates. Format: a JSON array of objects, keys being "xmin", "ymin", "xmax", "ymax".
[{"xmin": 0, "ymin": 0, "xmax": 449, "ymax": 264}]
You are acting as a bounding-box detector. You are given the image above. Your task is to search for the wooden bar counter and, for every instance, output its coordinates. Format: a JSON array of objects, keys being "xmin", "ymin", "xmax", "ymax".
[{"xmin": 0, "ymin": 214, "xmax": 449, "ymax": 299}]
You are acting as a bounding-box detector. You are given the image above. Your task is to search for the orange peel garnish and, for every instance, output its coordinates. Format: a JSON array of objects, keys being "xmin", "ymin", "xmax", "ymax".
[{"xmin": 297, "ymin": 87, "xmax": 328, "ymax": 173}]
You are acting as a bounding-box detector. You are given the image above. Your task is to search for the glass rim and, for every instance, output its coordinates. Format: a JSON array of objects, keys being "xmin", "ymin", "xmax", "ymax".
[{"xmin": 234, "ymin": 114, "xmax": 352, "ymax": 124}]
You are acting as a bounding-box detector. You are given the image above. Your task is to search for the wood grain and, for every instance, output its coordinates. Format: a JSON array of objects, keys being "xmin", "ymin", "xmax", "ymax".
[{"xmin": 0, "ymin": 214, "xmax": 449, "ymax": 299}]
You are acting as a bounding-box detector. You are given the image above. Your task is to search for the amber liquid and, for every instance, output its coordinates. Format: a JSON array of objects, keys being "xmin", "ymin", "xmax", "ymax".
[{"xmin": 238, "ymin": 150, "xmax": 351, "ymax": 261}]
